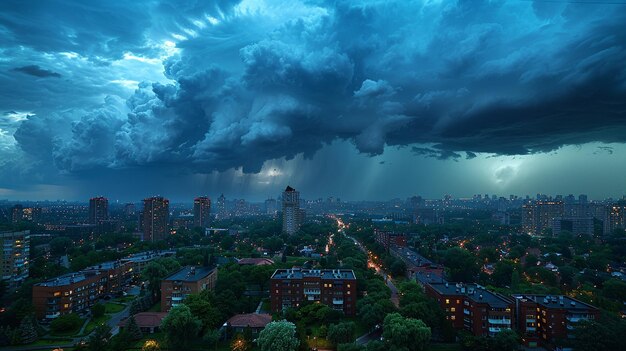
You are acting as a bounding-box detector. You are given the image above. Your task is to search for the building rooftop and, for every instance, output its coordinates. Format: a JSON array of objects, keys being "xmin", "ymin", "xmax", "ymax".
[
  {"xmin": 237, "ymin": 258, "xmax": 275, "ymax": 266},
  {"xmin": 164, "ymin": 266, "xmax": 216, "ymax": 282},
  {"xmin": 512, "ymin": 294, "xmax": 598, "ymax": 311},
  {"xmin": 392, "ymin": 247, "xmax": 435, "ymax": 267},
  {"xmin": 119, "ymin": 312, "xmax": 168, "ymax": 328},
  {"xmin": 227, "ymin": 313, "xmax": 272, "ymax": 328},
  {"xmin": 429, "ymin": 282, "xmax": 513, "ymax": 308},
  {"xmin": 35, "ymin": 273, "xmax": 89, "ymax": 287},
  {"xmin": 271, "ymin": 268, "xmax": 356, "ymax": 280}
]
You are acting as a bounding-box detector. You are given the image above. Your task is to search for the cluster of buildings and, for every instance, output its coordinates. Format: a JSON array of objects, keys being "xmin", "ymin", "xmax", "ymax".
[
  {"xmin": 31, "ymin": 250, "xmax": 174, "ymax": 320},
  {"xmin": 521, "ymin": 195, "xmax": 626, "ymax": 236},
  {"xmin": 418, "ymin": 274, "xmax": 599, "ymax": 348},
  {"xmin": 270, "ymin": 268, "xmax": 357, "ymax": 316}
]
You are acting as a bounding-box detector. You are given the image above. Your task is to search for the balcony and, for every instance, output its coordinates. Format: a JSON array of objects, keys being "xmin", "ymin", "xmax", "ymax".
[
  {"xmin": 45, "ymin": 312, "xmax": 61, "ymax": 319},
  {"xmin": 488, "ymin": 318, "xmax": 512, "ymax": 325},
  {"xmin": 489, "ymin": 327, "xmax": 507, "ymax": 333},
  {"xmin": 463, "ymin": 309, "xmax": 471, "ymax": 315},
  {"xmin": 332, "ymin": 298, "xmax": 344, "ymax": 305},
  {"xmin": 171, "ymin": 295, "xmax": 184, "ymax": 302}
]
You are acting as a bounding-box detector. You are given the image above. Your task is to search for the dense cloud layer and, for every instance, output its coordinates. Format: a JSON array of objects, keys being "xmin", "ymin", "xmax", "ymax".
[{"xmin": 1, "ymin": 0, "xmax": 626, "ymax": 194}]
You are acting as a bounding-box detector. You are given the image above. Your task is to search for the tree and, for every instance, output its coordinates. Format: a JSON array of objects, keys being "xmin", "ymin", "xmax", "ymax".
[
  {"xmin": 257, "ymin": 320, "xmax": 299, "ymax": 351},
  {"xmin": 50, "ymin": 236, "xmax": 72, "ymax": 256},
  {"xmin": 337, "ymin": 343, "xmax": 363, "ymax": 351},
  {"xmin": 50, "ymin": 313, "xmax": 82, "ymax": 333},
  {"xmin": 328, "ymin": 322, "xmax": 356, "ymax": 345},
  {"xmin": 203, "ymin": 329, "xmax": 220, "ymax": 350},
  {"xmin": 383, "ymin": 313, "xmax": 431, "ymax": 351},
  {"xmin": 142, "ymin": 261, "xmax": 168, "ymax": 300},
  {"xmin": 160, "ymin": 305, "xmax": 201, "ymax": 350},
  {"xmin": 491, "ymin": 329, "xmax": 519, "ymax": 351},
  {"xmin": 18, "ymin": 315, "xmax": 38, "ymax": 344},
  {"xmin": 184, "ymin": 293, "xmax": 222, "ymax": 332},
  {"xmin": 126, "ymin": 315, "xmax": 143, "ymax": 341},
  {"xmin": 87, "ymin": 324, "xmax": 112, "ymax": 351},
  {"xmin": 444, "ymin": 248, "xmax": 479, "ymax": 282},
  {"xmin": 91, "ymin": 303, "xmax": 105, "ymax": 319}
]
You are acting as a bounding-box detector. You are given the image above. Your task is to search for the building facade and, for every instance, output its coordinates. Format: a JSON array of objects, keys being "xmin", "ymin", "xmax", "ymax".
[
  {"xmin": 425, "ymin": 282, "xmax": 514, "ymax": 337},
  {"xmin": 193, "ymin": 196, "xmax": 211, "ymax": 228},
  {"xmin": 89, "ymin": 196, "xmax": 109, "ymax": 224},
  {"xmin": 1, "ymin": 230, "xmax": 30, "ymax": 288},
  {"xmin": 522, "ymin": 201, "xmax": 564, "ymax": 236},
  {"xmin": 142, "ymin": 196, "xmax": 170, "ymax": 242},
  {"xmin": 270, "ymin": 268, "xmax": 357, "ymax": 316},
  {"xmin": 374, "ymin": 229, "xmax": 407, "ymax": 250},
  {"xmin": 160, "ymin": 266, "xmax": 218, "ymax": 311},
  {"xmin": 32, "ymin": 272, "xmax": 102, "ymax": 319},
  {"xmin": 282, "ymin": 186, "xmax": 303, "ymax": 235},
  {"xmin": 512, "ymin": 294, "xmax": 600, "ymax": 349}
]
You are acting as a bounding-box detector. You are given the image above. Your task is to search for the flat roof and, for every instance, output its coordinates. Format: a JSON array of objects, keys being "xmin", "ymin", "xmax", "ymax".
[
  {"xmin": 35, "ymin": 273, "xmax": 89, "ymax": 287},
  {"xmin": 271, "ymin": 268, "xmax": 356, "ymax": 280},
  {"xmin": 512, "ymin": 294, "xmax": 598, "ymax": 311},
  {"xmin": 429, "ymin": 282, "xmax": 512, "ymax": 308},
  {"xmin": 392, "ymin": 247, "xmax": 435, "ymax": 267},
  {"xmin": 164, "ymin": 266, "xmax": 216, "ymax": 282}
]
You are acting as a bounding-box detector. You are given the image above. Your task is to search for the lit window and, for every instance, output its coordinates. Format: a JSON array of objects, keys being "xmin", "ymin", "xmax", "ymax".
[
  {"xmin": 446, "ymin": 299, "xmax": 450, "ymax": 304},
  {"xmin": 451, "ymin": 316, "xmax": 456, "ymax": 320},
  {"xmin": 451, "ymin": 307, "xmax": 456, "ymax": 312}
]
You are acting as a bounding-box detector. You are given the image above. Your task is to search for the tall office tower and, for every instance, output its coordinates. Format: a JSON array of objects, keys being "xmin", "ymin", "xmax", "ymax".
[
  {"xmin": 216, "ymin": 194, "xmax": 227, "ymax": 219},
  {"xmin": 609, "ymin": 201, "xmax": 626, "ymax": 233},
  {"xmin": 265, "ymin": 198, "xmax": 278, "ymax": 216},
  {"xmin": 124, "ymin": 203, "xmax": 136, "ymax": 219},
  {"xmin": 142, "ymin": 196, "xmax": 170, "ymax": 242},
  {"xmin": 0, "ymin": 230, "xmax": 30, "ymax": 288},
  {"xmin": 89, "ymin": 197, "xmax": 109, "ymax": 224},
  {"xmin": 282, "ymin": 186, "xmax": 302, "ymax": 235},
  {"xmin": 193, "ymin": 196, "xmax": 211, "ymax": 228}
]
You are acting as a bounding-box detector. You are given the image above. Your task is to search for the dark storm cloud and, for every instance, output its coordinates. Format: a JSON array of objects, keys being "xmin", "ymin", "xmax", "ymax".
[
  {"xmin": 11, "ymin": 65, "xmax": 61, "ymax": 78},
  {"xmin": 5, "ymin": 0, "xmax": 626, "ymax": 180}
]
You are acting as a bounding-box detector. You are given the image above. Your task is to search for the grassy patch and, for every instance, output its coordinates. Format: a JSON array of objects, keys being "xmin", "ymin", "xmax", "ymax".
[
  {"xmin": 112, "ymin": 295, "xmax": 136, "ymax": 304},
  {"xmin": 84, "ymin": 314, "xmax": 112, "ymax": 334},
  {"xmin": 27, "ymin": 337, "xmax": 73, "ymax": 346},
  {"xmin": 104, "ymin": 302, "xmax": 126, "ymax": 314}
]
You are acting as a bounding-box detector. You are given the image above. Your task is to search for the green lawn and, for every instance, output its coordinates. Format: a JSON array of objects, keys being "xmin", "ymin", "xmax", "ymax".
[
  {"xmin": 112, "ymin": 295, "xmax": 136, "ymax": 304},
  {"xmin": 104, "ymin": 302, "xmax": 126, "ymax": 314},
  {"xmin": 84, "ymin": 314, "xmax": 112, "ymax": 334},
  {"xmin": 26, "ymin": 337, "xmax": 73, "ymax": 346}
]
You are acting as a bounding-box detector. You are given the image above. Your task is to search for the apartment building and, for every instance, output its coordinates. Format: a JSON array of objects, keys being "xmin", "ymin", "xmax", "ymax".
[
  {"xmin": 270, "ymin": 268, "xmax": 357, "ymax": 316},
  {"xmin": 1, "ymin": 230, "xmax": 30, "ymax": 288},
  {"xmin": 426, "ymin": 282, "xmax": 514, "ymax": 337},
  {"xmin": 32, "ymin": 272, "xmax": 102, "ymax": 320},
  {"xmin": 512, "ymin": 294, "xmax": 600, "ymax": 349},
  {"xmin": 374, "ymin": 229, "xmax": 407, "ymax": 251},
  {"xmin": 160, "ymin": 266, "xmax": 217, "ymax": 311}
]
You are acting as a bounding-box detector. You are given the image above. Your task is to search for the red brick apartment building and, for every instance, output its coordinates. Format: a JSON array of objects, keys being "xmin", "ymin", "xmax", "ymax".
[
  {"xmin": 374, "ymin": 229, "xmax": 407, "ymax": 250},
  {"xmin": 160, "ymin": 266, "xmax": 217, "ymax": 311},
  {"xmin": 32, "ymin": 272, "xmax": 102, "ymax": 320},
  {"xmin": 512, "ymin": 294, "xmax": 600, "ymax": 349},
  {"xmin": 426, "ymin": 282, "xmax": 514, "ymax": 337},
  {"xmin": 270, "ymin": 268, "xmax": 357, "ymax": 316}
]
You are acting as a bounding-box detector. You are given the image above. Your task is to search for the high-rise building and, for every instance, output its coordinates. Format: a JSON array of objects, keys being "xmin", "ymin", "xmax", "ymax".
[
  {"xmin": 282, "ymin": 186, "xmax": 303, "ymax": 235},
  {"xmin": 609, "ymin": 200, "xmax": 626, "ymax": 233},
  {"xmin": 89, "ymin": 197, "xmax": 109, "ymax": 224},
  {"xmin": 1, "ymin": 230, "xmax": 30, "ymax": 288},
  {"xmin": 521, "ymin": 201, "xmax": 564, "ymax": 236},
  {"xmin": 142, "ymin": 196, "xmax": 170, "ymax": 241},
  {"xmin": 265, "ymin": 198, "xmax": 278, "ymax": 216},
  {"xmin": 216, "ymin": 194, "xmax": 227, "ymax": 220},
  {"xmin": 193, "ymin": 197, "xmax": 211, "ymax": 228}
]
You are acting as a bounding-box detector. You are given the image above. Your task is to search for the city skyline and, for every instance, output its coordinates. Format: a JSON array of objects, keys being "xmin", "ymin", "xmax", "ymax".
[{"xmin": 1, "ymin": 1, "xmax": 626, "ymax": 201}]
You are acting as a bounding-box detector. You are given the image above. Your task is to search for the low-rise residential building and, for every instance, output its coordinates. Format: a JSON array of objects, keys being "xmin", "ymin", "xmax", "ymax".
[
  {"xmin": 270, "ymin": 268, "xmax": 357, "ymax": 316},
  {"xmin": 119, "ymin": 312, "xmax": 168, "ymax": 334},
  {"xmin": 32, "ymin": 273, "xmax": 102, "ymax": 320},
  {"xmin": 425, "ymin": 282, "xmax": 514, "ymax": 337},
  {"xmin": 226, "ymin": 313, "xmax": 272, "ymax": 337},
  {"xmin": 512, "ymin": 294, "xmax": 600, "ymax": 349},
  {"xmin": 237, "ymin": 258, "xmax": 275, "ymax": 266},
  {"xmin": 374, "ymin": 229, "xmax": 407, "ymax": 251},
  {"xmin": 160, "ymin": 266, "xmax": 217, "ymax": 311}
]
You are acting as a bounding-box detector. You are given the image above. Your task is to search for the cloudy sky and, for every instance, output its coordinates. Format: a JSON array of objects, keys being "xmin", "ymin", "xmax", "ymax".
[{"xmin": 1, "ymin": 0, "xmax": 625, "ymax": 202}]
